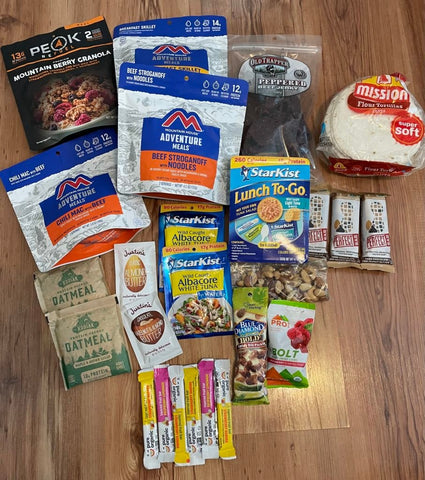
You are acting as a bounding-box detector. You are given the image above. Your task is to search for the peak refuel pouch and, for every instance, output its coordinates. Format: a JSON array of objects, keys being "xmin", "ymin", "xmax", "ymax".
[
  {"xmin": 162, "ymin": 243, "xmax": 233, "ymax": 338},
  {"xmin": 1, "ymin": 16, "xmax": 117, "ymax": 150},
  {"xmin": 113, "ymin": 16, "xmax": 228, "ymax": 79},
  {"xmin": 0, "ymin": 127, "xmax": 150, "ymax": 272},
  {"xmin": 117, "ymin": 63, "xmax": 248, "ymax": 204}
]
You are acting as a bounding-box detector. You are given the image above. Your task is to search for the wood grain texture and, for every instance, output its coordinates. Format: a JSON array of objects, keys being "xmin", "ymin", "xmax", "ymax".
[{"xmin": 1, "ymin": 1, "xmax": 424, "ymax": 479}]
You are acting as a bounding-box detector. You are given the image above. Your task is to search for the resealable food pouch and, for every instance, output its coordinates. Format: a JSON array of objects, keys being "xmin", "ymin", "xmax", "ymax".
[
  {"xmin": 113, "ymin": 16, "xmax": 228, "ymax": 78},
  {"xmin": 1, "ymin": 16, "xmax": 117, "ymax": 150},
  {"xmin": 0, "ymin": 127, "xmax": 150, "ymax": 272},
  {"xmin": 162, "ymin": 243, "xmax": 233, "ymax": 338},
  {"xmin": 47, "ymin": 295, "xmax": 131, "ymax": 390},
  {"xmin": 117, "ymin": 63, "xmax": 248, "ymax": 204},
  {"xmin": 228, "ymin": 35, "xmax": 322, "ymax": 184}
]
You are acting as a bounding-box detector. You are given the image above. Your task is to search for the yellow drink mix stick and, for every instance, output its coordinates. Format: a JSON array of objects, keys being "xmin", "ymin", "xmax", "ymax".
[
  {"xmin": 138, "ymin": 369, "xmax": 161, "ymax": 470},
  {"xmin": 198, "ymin": 358, "xmax": 219, "ymax": 459}
]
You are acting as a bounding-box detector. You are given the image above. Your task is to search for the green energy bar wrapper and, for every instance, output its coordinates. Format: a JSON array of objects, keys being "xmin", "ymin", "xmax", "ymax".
[{"xmin": 2, "ymin": 17, "xmax": 117, "ymax": 150}]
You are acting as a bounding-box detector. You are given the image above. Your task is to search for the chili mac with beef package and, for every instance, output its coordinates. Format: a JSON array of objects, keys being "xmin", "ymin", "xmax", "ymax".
[
  {"xmin": 0, "ymin": 127, "xmax": 150, "ymax": 272},
  {"xmin": 1, "ymin": 16, "xmax": 117, "ymax": 150}
]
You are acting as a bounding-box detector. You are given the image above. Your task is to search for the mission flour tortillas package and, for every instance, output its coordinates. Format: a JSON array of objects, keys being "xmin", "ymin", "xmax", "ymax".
[
  {"xmin": 113, "ymin": 16, "xmax": 228, "ymax": 79},
  {"xmin": 1, "ymin": 16, "xmax": 117, "ymax": 150},
  {"xmin": 0, "ymin": 127, "xmax": 150, "ymax": 272},
  {"xmin": 117, "ymin": 64, "xmax": 248, "ymax": 204},
  {"xmin": 318, "ymin": 74, "xmax": 425, "ymax": 176}
]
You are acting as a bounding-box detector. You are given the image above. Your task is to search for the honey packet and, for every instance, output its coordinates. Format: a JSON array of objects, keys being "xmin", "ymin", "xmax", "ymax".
[
  {"xmin": 47, "ymin": 295, "xmax": 131, "ymax": 390},
  {"xmin": 34, "ymin": 256, "xmax": 109, "ymax": 313}
]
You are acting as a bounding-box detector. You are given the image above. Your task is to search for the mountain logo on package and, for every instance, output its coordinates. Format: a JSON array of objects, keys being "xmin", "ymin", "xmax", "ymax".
[
  {"xmin": 140, "ymin": 108, "xmax": 220, "ymax": 190},
  {"xmin": 56, "ymin": 175, "xmax": 92, "ymax": 199},
  {"xmin": 40, "ymin": 172, "xmax": 122, "ymax": 245},
  {"xmin": 153, "ymin": 44, "xmax": 191, "ymax": 55},
  {"xmin": 72, "ymin": 313, "xmax": 99, "ymax": 334},
  {"xmin": 58, "ymin": 268, "xmax": 83, "ymax": 287},
  {"xmin": 139, "ymin": 44, "xmax": 209, "ymax": 72}
]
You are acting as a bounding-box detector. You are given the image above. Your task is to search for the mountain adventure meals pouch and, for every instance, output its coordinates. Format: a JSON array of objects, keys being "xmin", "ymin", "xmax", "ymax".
[
  {"xmin": 0, "ymin": 127, "xmax": 150, "ymax": 272},
  {"xmin": 117, "ymin": 63, "xmax": 248, "ymax": 204},
  {"xmin": 113, "ymin": 16, "xmax": 228, "ymax": 79},
  {"xmin": 1, "ymin": 16, "xmax": 117, "ymax": 150}
]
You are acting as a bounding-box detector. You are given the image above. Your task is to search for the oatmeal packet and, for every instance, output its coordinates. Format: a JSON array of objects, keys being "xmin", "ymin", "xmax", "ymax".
[
  {"xmin": 232, "ymin": 287, "xmax": 269, "ymax": 405},
  {"xmin": 47, "ymin": 295, "xmax": 131, "ymax": 390},
  {"xmin": 113, "ymin": 16, "xmax": 228, "ymax": 79},
  {"xmin": 1, "ymin": 17, "xmax": 117, "ymax": 150},
  {"xmin": 114, "ymin": 241, "xmax": 158, "ymax": 306},
  {"xmin": 34, "ymin": 256, "xmax": 109, "ymax": 313},
  {"xmin": 267, "ymin": 299, "xmax": 315, "ymax": 388},
  {"xmin": 120, "ymin": 294, "xmax": 182, "ymax": 370},
  {"xmin": 361, "ymin": 194, "xmax": 395, "ymax": 272},
  {"xmin": 0, "ymin": 127, "xmax": 150, "ymax": 272},
  {"xmin": 162, "ymin": 243, "xmax": 233, "ymax": 338},
  {"xmin": 117, "ymin": 63, "xmax": 248, "ymax": 204}
]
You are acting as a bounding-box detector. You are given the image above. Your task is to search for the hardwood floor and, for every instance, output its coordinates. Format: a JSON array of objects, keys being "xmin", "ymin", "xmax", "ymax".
[{"xmin": 0, "ymin": 1, "xmax": 424, "ymax": 479}]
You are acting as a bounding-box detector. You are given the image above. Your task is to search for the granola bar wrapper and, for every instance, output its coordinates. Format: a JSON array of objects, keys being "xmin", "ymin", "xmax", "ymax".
[
  {"xmin": 138, "ymin": 369, "xmax": 161, "ymax": 470},
  {"xmin": 309, "ymin": 190, "xmax": 331, "ymax": 258},
  {"xmin": 1, "ymin": 17, "xmax": 117, "ymax": 150},
  {"xmin": 232, "ymin": 287, "xmax": 269, "ymax": 405},
  {"xmin": 154, "ymin": 365, "xmax": 175, "ymax": 463}
]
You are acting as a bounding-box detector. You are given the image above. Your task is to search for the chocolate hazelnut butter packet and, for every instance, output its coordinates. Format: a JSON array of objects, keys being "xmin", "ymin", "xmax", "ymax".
[
  {"xmin": 1, "ymin": 16, "xmax": 117, "ymax": 150},
  {"xmin": 47, "ymin": 295, "xmax": 131, "ymax": 390},
  {"xmin": 34, "ymin": 257, "xmax": 109, "ymax": 314}
]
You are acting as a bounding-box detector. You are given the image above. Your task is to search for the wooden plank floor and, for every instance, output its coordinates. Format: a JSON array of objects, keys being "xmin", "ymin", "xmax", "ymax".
[{"xmin": 1, "ymin": 1, "xmax": 424, "ymax": 479}]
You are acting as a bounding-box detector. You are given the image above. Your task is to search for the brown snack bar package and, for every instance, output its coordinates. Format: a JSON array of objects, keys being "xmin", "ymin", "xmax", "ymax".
[
  {"xmin": 1, "ymin": 16, "xmax": 117, "ymax": 150},
  {"xmin": 34, "ymin": 257, "xmax": 110, "ymax": 314},
  {"xmin": 309, "ymin": 190, "xmax": 331, "ymax": 258}
]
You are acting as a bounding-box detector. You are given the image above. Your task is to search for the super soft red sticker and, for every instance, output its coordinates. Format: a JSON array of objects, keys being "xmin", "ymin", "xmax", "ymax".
[{"xmin": 391, "ymin": 114, "xmax": 424, "ymax": 145}]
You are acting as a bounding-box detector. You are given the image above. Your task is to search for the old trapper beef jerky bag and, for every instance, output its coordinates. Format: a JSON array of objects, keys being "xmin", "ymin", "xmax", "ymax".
[{"xmin": 1, "ymin": 16, "xmax": 117, "ymax": 150}]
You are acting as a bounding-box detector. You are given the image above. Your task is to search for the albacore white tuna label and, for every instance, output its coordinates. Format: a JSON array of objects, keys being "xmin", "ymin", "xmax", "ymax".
[
  {"xmin": 117, "ymin": 64, "xmax": 248, "ymax": 204},
  {"xmin": 113, "ymin": 16, "xmax": 228, "ymax": 78}
]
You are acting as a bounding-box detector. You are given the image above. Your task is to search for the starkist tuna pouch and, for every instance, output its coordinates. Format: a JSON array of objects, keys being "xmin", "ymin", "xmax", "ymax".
[
  {"xmin": 117, "ymin": 63, "xmax": 248, "ymax": 204},
  {"xmin": 162, "ymin": 243, "xmax": 233, "ymax": 338},
  {"xmin": 0, "ymin": 127, "xmax": 150, "ymax": 272},
  {"xmin": 113, "ymin": 16, "xmax": 228, "ymax": 79}
]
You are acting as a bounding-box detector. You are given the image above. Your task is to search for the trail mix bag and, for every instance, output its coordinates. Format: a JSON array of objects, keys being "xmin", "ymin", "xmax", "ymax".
[
  {"xmin": 0, "ymin": 127, "xmax": 150, "ymax": 272},
  {"xmin": 1, "ymin": 16, "xmax": 117, "ymax": 150},
  {"xmin": 113, "ymin": 16, "xmax": 228, "ymax": 79},
  {"xmin": 117, "ymin": 64, "xmax": 248, "ymax": 204}
]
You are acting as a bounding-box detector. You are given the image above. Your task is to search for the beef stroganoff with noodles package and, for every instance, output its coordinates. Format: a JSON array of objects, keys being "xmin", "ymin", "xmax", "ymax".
[
  {"xmin": 113, "ymin": 16, "xmax": 228, "ymax": 79},
  {"xmin": 117, "ymin": 64, "xmax": 248, "ymax": 204},
  {"xmin": 0, "ymin": 127, "xmax": 150, "ymax": 272}
]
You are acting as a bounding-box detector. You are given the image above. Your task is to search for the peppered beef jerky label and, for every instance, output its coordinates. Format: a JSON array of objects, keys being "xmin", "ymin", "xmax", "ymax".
[
  {"xmin": 113, "ymin": 16, "xmax": 227, "ymax": 78},
  {"xmin": 117, "ymin": 64, "xmax": 248, "ymax": 204},
  {"xmin": 239, "ymin": 55, "xmax": 311, "ymax": 97},
  {"xmin": 1, "ymin": 17, "xmax": 117, "ymax": 150},
  {"xmin": 135, "ymin": 45, "xmax": 209, "ymax": 73}
]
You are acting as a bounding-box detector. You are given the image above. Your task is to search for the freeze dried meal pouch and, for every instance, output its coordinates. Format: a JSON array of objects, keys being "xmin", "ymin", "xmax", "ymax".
[
  {"xmin": 232, "ymin": 287, "xmax": 269, "ymax": 405},
  {"xmin": 1, "ymin": 16, "xmax": 117, "ymax": 150},
  {"xmin": 267, "ymin": 299, "xmax": 315, "ymax": 388},
  {"xmin": 0, "ymin": 127, "xmax": 150, "ymax": 272},
  {"xmin": 317, "ymin": 74, "xmax": 425, "ymax": 176},
  {"xmin": 34, "ymin": 256, "xmax": 109, "ymax": 313},
  {"xmin": 158, "ymin": 203, "xmax": 225, "ymax": 290},
  {"xmin": 114, "ymin": 241, "xmax": 157, "ymax": 306},
  {"xmin": 135, "ymin": 46, "xmax": 209, "ymax": 73},
  {"xmin": 113, "ymin": 16, "xmax": 228, "ymax": 78},
  {"xmin": 162, "ymin": 242, "xmax": 233, "ymax": 338},
  {"xmin": 229, "ymin": 156, "xmax": 310, "ymax": 263},
  {"xmin": 117, "ymin": 63, "xmax": 248, "ymax": 204},
  {"xmin": 120, "ymin": 294, "xmax": 182, "ymax": 370},
  {"xmin": 47, "ymin": 295, "xmax": 131, "ymax": 390},
  {"xmin": 361, "ymin": 194, "xmax": 394, "ymax": 272},
  {"xmin": 228, "ymin": 34, "xmax": 322, "ymax": 183}
]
